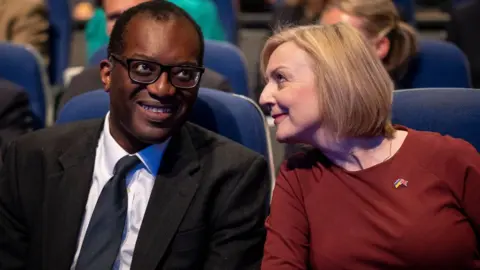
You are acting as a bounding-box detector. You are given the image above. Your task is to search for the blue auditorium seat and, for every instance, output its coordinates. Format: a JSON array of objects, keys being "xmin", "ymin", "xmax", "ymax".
[
  {"xmin": 89, "ymin": 41, "xmax": 250, "ymax": 97},
  {"xmin": 211, "ymin": 0, "xmax": 237, "ymax": 44},
  {"xmin": 399, "ymin": 39, "xmax": 471, "ymax": 89},
  {"xmin": 46, "ymin": 0, "xmax": 72, "ymax": 85},
  {"xmin": 57, "ymin": 88, "xmax": 275, "ymax": 183},
  {"xmin": 88, "ymin": 45, "xmax": 108, "ymax": 67},
  {"xmin": 204, "ymin": 40, "xmax": 249, "ymax": 96},
  {"xmin": 392, "ymin": 88, "xmax": 480, "ymax": 150},
  {"xmin": 393, "ymin": 0, "xmax": 415, "ymax": 25},
  {"xmin": 0, "ymin": 43, "xmax": 52, "ymax": 128}
]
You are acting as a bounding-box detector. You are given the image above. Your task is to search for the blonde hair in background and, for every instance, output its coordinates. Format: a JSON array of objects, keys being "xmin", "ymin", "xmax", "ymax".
[
  {"xmin": 324, "ymin": 0, "xmax": 418, "ymax": 76},
  {"xmin": 261, "ymin": 23, "xmax": 395, "ymax": 139}
]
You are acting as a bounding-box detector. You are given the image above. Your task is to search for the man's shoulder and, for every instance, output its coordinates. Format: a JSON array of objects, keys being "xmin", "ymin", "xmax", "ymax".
[
  {"xmin": 15, "ymin": 119, "xmax": 103, "ymax": 152},
  {"xmin": 0, "ymin": 79, "xmax": 27, "ymax": 103},
  {"xmin": 185, "ymin": 122, "xmax": 264, "ymax": 163}
]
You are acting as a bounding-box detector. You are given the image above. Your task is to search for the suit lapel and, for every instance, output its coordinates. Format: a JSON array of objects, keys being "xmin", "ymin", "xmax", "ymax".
[
  {"xmin": 131, "ymin": 125, "xmax": 201, "ymax": 270},
  {"xmin": 43, "ymin": 120, "xmax": 104, "ymax": 270}
]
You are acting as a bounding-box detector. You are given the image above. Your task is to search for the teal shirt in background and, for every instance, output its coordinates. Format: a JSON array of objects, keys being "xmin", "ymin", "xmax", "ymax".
[
  {"xmin": 85, "ymin": 8, "xmax": 108, "ymax": 60},
  {"xmin": 167, "ymin": 0, "xmax": 226, "ymax": 41},
  {"xmin": 85, "ymin": 0, "xmax": 226, "ymax": 60}
]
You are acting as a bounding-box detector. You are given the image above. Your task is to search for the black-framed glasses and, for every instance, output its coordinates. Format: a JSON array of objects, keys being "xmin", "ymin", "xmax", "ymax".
[{"xmin": 110, "ymin": 53, "xmax": 205, "ymax": 89}]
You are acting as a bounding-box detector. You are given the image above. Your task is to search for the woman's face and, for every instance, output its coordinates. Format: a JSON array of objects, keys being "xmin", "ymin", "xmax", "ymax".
[
  {"xmin": 259, "ymin": 42, "xmax": 322, "ymax": 144},
  {"xmin": 321, "ymin": 8, "xmax": 390, "ymax": 60}
]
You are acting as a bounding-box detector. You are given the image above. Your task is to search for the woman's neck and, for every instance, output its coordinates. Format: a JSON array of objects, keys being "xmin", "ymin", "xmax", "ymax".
[{"xmin": 312, "ymin": 131, "xmax": 395, "ymax": 171}]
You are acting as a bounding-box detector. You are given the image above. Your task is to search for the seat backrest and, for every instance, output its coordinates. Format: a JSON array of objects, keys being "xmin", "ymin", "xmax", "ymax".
[
  {"xmin": 89, "ymin": 41, "xmax": 250, "ymax": 97},
  {"xmin": 393, "ymin": 0, "xmax": 416, "ymax": 25},
  {"xmin": 204, "ymin": 40, "xmax": 249, "ymax": 96},
  {"xmin": 0, "ymin": 43, "xmax": 51, "ymax": 128},
  {"xmin": 57, "ymin": 88, "xmax": 275, "ymax": 180},
  {"xmin": 88, "ymin": 45, "xmax": 108, "ymax": 67},
  {"xmin": 392, "ymin": 88, "xmax": 480, "ymax": 151},
  {"xmin": 46, "ymin": 0, "xmax": 72, "ymax": 85},
  {"xmin": 211, "ymin": 0, "xmax": 237, "ymax": 44},
  {"xmin": 399, "ymin": 39, "xmax": 471, "ymax": 89}
]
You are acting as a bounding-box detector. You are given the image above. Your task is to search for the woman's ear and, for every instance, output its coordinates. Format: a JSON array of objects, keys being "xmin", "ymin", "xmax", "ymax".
[{"xmin": 375, "ymin": 36, "xmax": 391, "ymax": 60}]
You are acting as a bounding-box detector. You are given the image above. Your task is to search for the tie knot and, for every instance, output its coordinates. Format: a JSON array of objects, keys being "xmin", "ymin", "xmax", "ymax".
[{"xmin": 113, "ymin": 155, "xmax": 140, "ymax": 176}]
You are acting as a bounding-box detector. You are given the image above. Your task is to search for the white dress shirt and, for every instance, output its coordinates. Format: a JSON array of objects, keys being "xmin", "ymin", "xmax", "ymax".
[{"xmin": 71, "ymin": 112, "xmax": 170, "ymax": 270}]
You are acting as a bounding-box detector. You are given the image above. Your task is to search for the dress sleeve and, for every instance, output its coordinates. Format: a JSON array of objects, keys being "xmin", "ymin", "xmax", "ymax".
[{"xmin": 261, "ymin": 161, "xmax": 310, "ymax": 270}]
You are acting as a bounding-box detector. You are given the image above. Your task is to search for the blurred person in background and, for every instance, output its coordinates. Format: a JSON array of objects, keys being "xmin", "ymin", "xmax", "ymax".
[
  {"xmin": 0, "ymin": 0, "xmax": 50, "ymax": 65},
  {"xmin": 320, "ymin": 0, "xmax": 418, "ymax": 88},
  {"xmin": 259, "ymin": 22, "xmax": 480, "ymax": 269},
  {"xmin": 81, "ymin": 0, "xmax": 226, "ymax": 60}
]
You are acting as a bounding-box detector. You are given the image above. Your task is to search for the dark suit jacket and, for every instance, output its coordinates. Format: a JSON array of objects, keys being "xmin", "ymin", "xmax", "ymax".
[
  {"xmin": 0, "ymin": 119, "xmax": 269, "ymax": 270},
  {"xmin": 447, "ymin": 0, "xmax": 480, "ymax": 88},
  {"xmin": 58, "ymin": 67, "xmax": 233, "ymax": 114},
  {"xmin": 0, "ymin": 79, "xmax": 33, "ymax": 153}
]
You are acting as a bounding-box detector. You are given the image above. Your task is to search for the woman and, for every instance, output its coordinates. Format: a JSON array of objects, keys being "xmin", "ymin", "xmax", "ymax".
[
  {"xmin": 320, "ymin": 0, "xmax": 418, "ymax": 88},
  {"xmin": 260, "ymin": 23, "xmax": 480, "ymax": 269}
]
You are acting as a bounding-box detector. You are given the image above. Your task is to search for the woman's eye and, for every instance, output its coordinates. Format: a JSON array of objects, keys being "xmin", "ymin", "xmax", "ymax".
[{"xmin": 274, "ymin": 72, "xmax": 287, "ymax": 84}]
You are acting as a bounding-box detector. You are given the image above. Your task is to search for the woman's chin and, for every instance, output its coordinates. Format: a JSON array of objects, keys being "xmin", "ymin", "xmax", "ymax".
[{"xmin": 275, "ymin": 131, "xmax": 295, "ymax": 144}]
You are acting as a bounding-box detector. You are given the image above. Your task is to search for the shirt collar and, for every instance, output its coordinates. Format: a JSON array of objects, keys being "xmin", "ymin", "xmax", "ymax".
[{"xmin": 102, "ymin": 112, "xmax": 170, "ymax": 176}]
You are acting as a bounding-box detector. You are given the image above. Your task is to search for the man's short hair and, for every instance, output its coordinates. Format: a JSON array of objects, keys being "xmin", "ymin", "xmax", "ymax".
[{"xmin": 108, "ymin": 1, "xmax": 205, "ymax": 65}]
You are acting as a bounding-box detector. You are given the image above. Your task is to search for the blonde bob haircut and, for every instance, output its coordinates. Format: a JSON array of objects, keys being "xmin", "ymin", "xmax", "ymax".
[{"xmin": 261, "ymin": 23, "xmax": 395, "ymax": 139}]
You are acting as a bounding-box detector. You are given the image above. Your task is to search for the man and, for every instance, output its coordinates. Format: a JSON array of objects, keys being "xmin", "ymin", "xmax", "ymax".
[
  {"xmin": 446, "ymin": 0, "xmax": 480, "ymax": 88},
  {"xmin": 0, "ymin": 0, "xmax": 50, "ymax": 65},
  {"xmin": 0, "ymin": 2, "xmax": 269, "ymax": 269},
  {"xmin": 60, "ymin": 0, "xmax": 232, "ymax": 112},
  {"xmin": 0, "ymin": 79, "xmax": 33, "ymax": 153}
]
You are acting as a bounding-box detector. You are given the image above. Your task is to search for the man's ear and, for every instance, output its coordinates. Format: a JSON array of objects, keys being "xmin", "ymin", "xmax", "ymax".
[{"xmin": 100, "ymin": 60, "xmax": 112, "ymax": 92}]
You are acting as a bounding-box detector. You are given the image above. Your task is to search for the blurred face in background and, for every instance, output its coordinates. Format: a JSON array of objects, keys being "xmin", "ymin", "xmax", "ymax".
[
  {"xmin": 103, "ymin": 0, "xmax": 149, "ymax": 35},
  {"xmin": 321, "ymin": 7, "xmax": 390, "ymax": 61}
]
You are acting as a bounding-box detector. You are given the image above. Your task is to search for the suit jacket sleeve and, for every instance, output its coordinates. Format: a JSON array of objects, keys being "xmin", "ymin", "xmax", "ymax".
[
  {"xmin": 261, "ymin": 161, "xmax": 309, "ymax": 270},
  {"xmin": 0, "ymin": 141, "xmax": 29, "ymax": 269},
  {"xmin": 10, "ymin": 2, "xmax": 50, "ymax": 65},
  {"xmin": 203, "ymin": 155, "xmax": 270, "ymax": 270},
  {"xmin": 0, "ymin": 84, "xmax": 33, "ymax": 154}
]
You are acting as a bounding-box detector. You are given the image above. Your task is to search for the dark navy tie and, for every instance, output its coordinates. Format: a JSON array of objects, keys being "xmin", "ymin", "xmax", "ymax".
[{"xmin": 75, "ymin": 155, "xmax": 140, "ymax": 270}]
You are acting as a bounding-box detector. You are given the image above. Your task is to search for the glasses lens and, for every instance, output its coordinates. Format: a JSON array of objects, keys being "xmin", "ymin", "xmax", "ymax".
[
  {"xmin": 170, "ymin": 66, "xmax": 201, "ymax": 88},
  {"xmin": 129, "ymin": 60, "xmax": 161, "ymax": 83}
]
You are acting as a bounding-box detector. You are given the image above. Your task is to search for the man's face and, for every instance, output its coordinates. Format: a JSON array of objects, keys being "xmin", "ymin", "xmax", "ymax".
[
  {"xmin": 103, "ymin": 0, "xmax": 149, "ymax": 35},
  {"xmin": 100, "ymin": 16, "xmax": 202, "ymax": 153}
]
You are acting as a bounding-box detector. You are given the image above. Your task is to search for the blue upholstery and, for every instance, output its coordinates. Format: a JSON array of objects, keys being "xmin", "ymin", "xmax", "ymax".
[
  {"xmin": 392, "ymin": 88, "xmax": 480, "ymax": 151},
  {"xmin": 211, "ymin": 0, "xmax": 237, "ymax": 44},
  {"xmin": 399, "ymin": 39, "xmax": 471, "ymax": 89},
  {"xmin": 393, "ymin": 0, "xmax": 415, "ymax": 25},
  {"xmin": 88, "ymin": 45, "xmax": 108, "ymax": 67},
  {"xmin": 204, "ymin": 40, "xmax": 249, "ymax": 96},
  {"xmin": 0, "ymin": 43, "xmax": 49, "ymax": 128},
  {"xmin": 89, "ymin": 41, "xmax": 250, "ymax": 96},
  {"xmin": 46, "ymin": 0, "xmax": 72, "ymax": 85},
  {"xmin": 57, "ymin": 88, "xmax": 272, "ymax": 159}
]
